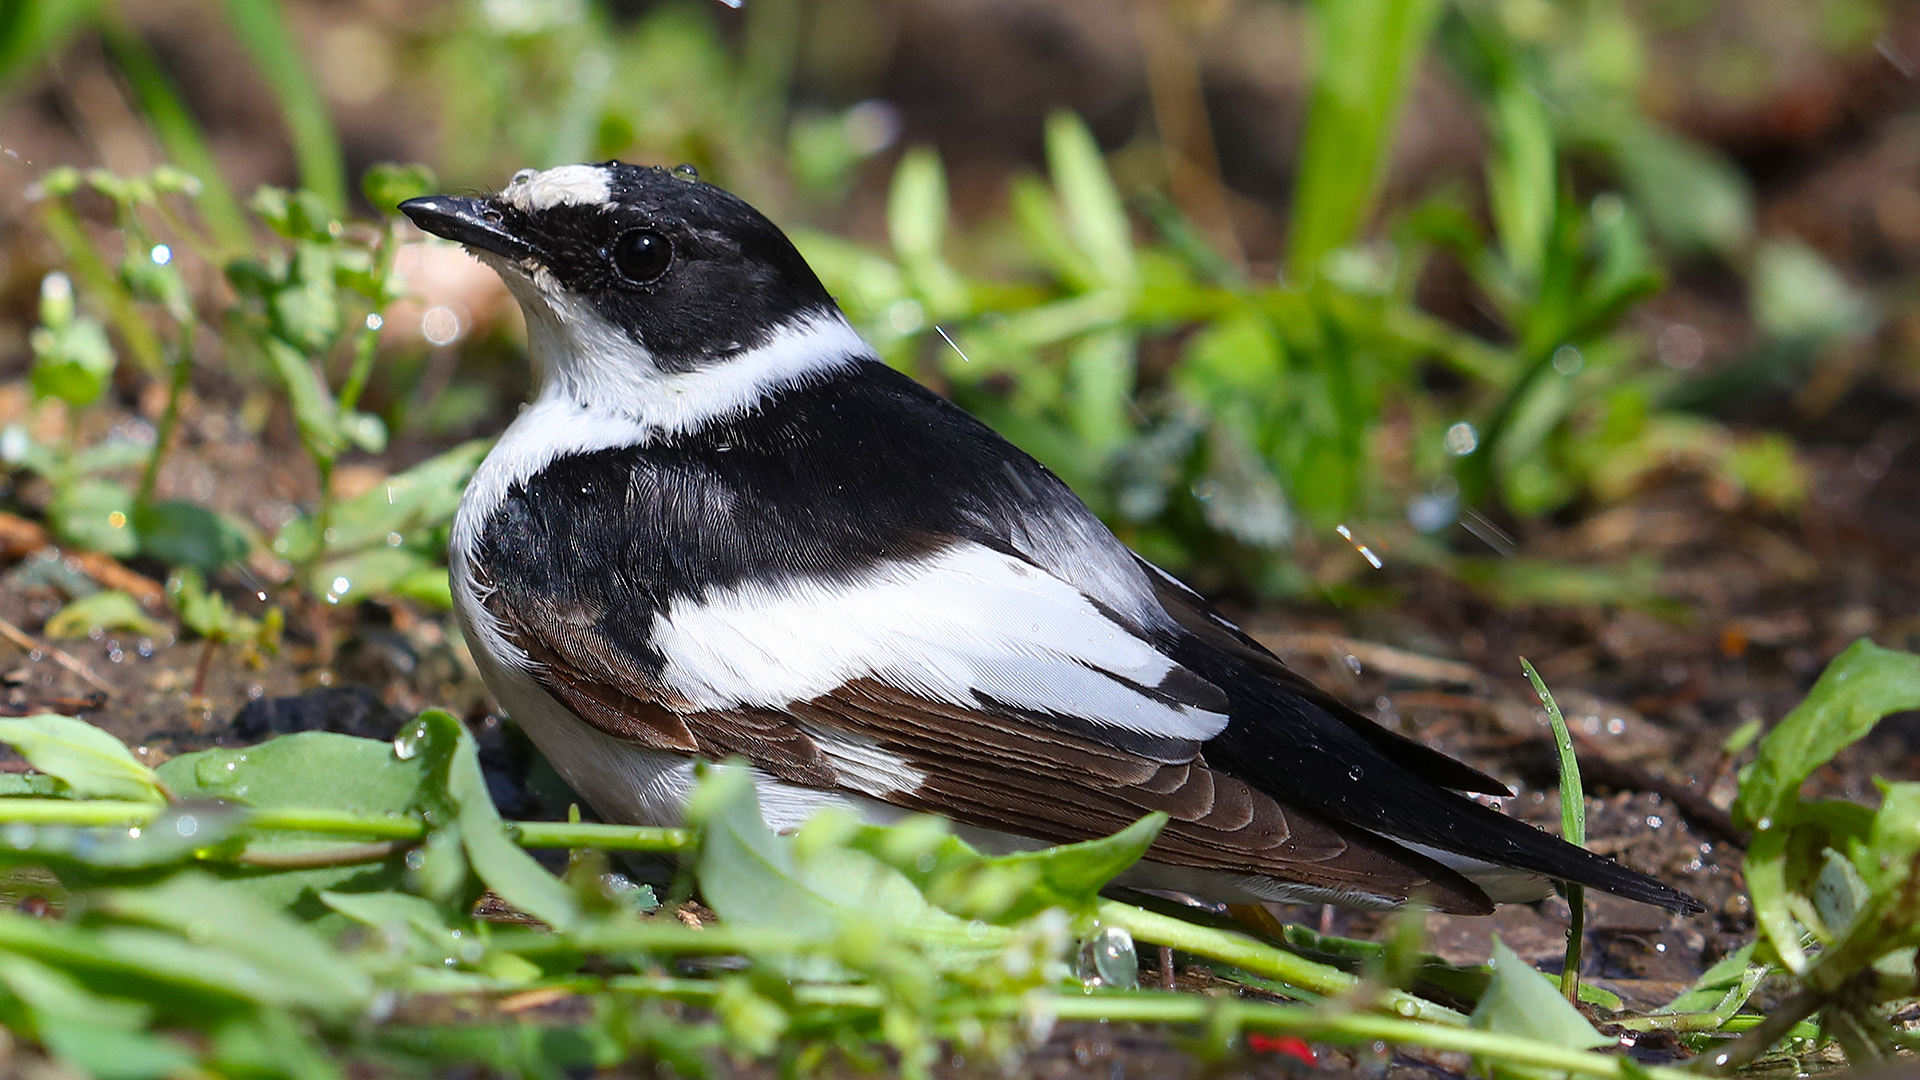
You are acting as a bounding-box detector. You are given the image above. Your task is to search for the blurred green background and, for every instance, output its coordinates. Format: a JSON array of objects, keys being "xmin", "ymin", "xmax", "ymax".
[{"xmin": 1, "ymin": 0, "xmax": 1916, "ymax": 615}]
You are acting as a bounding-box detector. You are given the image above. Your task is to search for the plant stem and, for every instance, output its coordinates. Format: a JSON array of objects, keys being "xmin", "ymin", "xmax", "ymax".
[
  {"xmin": 509, "ymin": 821, "xmax": 693, "ymax": 851},
  {"xmin": 139, "ymin": 319, "xmax": 196, "ymax": 506},
  {"xmin": 0, "ymin": 799, "xmax": 690, "ymax": 853},
  {"xmin": 337, "ymin": 220, "xmax": 399, "ymax": 416},
  {"xmin": 578, "ymin": 978, "xmax": 1683, "ymax": 1080},
  {"xmin": 1095, "ymin": 900, "xmax": 1465, "ymax": 1025}
]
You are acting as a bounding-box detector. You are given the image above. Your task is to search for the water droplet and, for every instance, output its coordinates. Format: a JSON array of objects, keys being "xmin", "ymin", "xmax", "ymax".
[
  {"xmin": 127, "ymin": 827, "xmax": 141, "ymax": 839},
  {"xmin": 1349, "ymin": 765, "xmax": 1364, "ymax": 781},
  {"xmin": 392, "ymin": 722, "xmax": 426, "ymax": 761},
  {"xmin": 225, "ymin": 761, "xmax": 237, "ymax": 772},
  {"xmin": 1076, "ymin": 925, "xmax": 1138, "ymax": 990},
  {"xmin": 365, "ymin": 312, "xmax": 383, "ymax": 331},
  {"xmin": 175, "ymin": 815, "xmax": 198, "ymax": 838},
  {"xmin": 511, "ymin": 168, "xmax": 536, "ymax": 185},
  {"xmin": 1395, "ymin": 999, "xmax": 1416, "ymax": 1016},
  {"xmin": 386, "ymin": 532, "xmax": 403, "ymax": 547},
  {"xmin": 1551, "ymin": 345, "xmax": 1583, "ymax": 375},
  {"xmin": 1444, "ymin": 422, "xmax": 1479, "ymax": 456},
  {"xmin": 421, "ymin": 305, "xmax": 462, "ymax": 345},
  {"xmin": 670, "ymin": 163, "xmax": 700, "ymax": 182},
  {"xmin": 1343, "ymin": 654, "xmax": 1363, "ymax": 676},
  {"xmin": 1756, "ymin": 817, "xmax": 1773, "ymax": 831},
  {"xmin": 405, "ymin": 849, "xmax": 426, "ymax": 870},
  {"xmin": 7, "ymin": 824, "xmax": 33, "ymax": 850},
  {"xmin": 150, "ymin": 243, "xmax": 172, "ymax": 266}
]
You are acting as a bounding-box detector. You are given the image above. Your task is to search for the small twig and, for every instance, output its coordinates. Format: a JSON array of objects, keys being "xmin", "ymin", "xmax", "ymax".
[
  {"xmin": 1158, "ymin": 944, "xmax": 1176, "ymax": 990},
  {"xmin": 0, "ymin": 513, "xmax": 166, "ymax": 606},
  {"xmin": 190, "ymin": 637, "xmax": 219, "ymax": 698},
  {"xmin": 1254, "ymin": 631, "xmax": 1484, "ymax": 688},
  {"xmin": 0, "ymin": 614, "xmax": 115, "ymax": 698}
]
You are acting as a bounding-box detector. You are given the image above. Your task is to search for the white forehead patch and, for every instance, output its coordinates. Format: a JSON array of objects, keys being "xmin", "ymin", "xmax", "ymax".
[{"xmin": 498, "ymin": 164, "xmax": 612, "ymax": 212}]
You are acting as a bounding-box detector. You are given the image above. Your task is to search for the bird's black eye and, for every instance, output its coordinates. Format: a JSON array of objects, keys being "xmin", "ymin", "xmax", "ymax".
[{"xmin": 610, "ymin": 230, "xmax": 672, "ymax": 284}]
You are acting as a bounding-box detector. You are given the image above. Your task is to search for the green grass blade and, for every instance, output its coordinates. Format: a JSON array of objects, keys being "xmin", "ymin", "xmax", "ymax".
[
  {"xmin": 218, "ymin": 0, "xmax": 346, "ymax": 216},
  {"xmin": 1521, "ymin": 657, "xmax": 1587, "ymax": 1005},
  {"xmin": 0, "ymin": 0, "xmax": 103, "ymax": 95},
  {"xmin": 97, "ymin": 16, "xmax": 250, "ymax": 251},
  {"xmin": 1286, "ymin": 0, "xmax": 1444, "ymax": 281}
]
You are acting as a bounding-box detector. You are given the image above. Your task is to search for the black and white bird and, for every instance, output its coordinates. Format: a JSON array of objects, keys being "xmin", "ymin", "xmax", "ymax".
[{"xmin": 400, "ymin": 163, "xmax": 1699, "ymax": 916}]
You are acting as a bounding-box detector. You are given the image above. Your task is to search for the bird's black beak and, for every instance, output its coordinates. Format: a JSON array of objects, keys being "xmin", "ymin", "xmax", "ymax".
[{"xmin": 399, "ymin": 195, "xmax": 541, "ymax": 262}]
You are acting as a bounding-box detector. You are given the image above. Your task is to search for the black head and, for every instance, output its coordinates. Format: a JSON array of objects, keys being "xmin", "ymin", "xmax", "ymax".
[{"xmin": 400, "ymin": 163, "xmax": 839, "ymax": 374}]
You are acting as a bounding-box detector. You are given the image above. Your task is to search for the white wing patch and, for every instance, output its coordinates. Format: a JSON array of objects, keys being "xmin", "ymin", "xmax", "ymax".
[{"xmin": 649, "ymin": 543, "xmax": 1229, "ymax": 742}]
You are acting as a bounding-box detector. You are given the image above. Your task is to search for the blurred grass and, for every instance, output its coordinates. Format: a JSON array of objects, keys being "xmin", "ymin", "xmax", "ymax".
[{"xmin": 0, "ymin": 0, "xmax": 1865, "ymax": 613}]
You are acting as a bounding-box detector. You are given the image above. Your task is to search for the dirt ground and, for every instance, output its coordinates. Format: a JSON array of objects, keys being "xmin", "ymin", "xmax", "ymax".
[{"xmin": 2, "ymin": 375, "xmax": 1917, "ymax": 1077}]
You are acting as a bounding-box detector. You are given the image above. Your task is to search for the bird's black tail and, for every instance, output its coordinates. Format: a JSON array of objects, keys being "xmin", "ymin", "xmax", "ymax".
[{"xmin": 1415, "ymin": 789, "xmax": 1703, "ymax": 913}]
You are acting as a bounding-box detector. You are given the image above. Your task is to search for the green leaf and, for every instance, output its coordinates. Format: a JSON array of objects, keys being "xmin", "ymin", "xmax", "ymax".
[
  {"xmin": 1045, "ymin": 111, "xmax": 1135, "ymax": 290},
  {"xmin": 321, "ymin": 889, "xmax": 466, "ymax": 962},
  {"xmin": 134, "ymin": 499, "xmax": 251, "ymax": 572},
  {"xmin": 363, "ymin": 162, "xmax": 438, "ymax": 213},
  {"xmin": 1486, "ymin": 73, "xmax": 1557, "ymax": 287},
  {"xmin": 0, "ymin": 715, "xmax": 166, "ymax": 802},
  {"xmin": 166, "ymin": 567, "xmax": 258, "ymax": 643},
  {"xmin": 1286, "ymin": 0, "xmax": 1445, "ymax": 279},
  {"xmin": 1735, "ymin": 640, "xmax": 1920, "ymax": 830},
  {"xmin": 274, "ymin": 440, "xmax": 487, "ymax": 562},
  {"xmin": 688, "ymin": 765, "xmax": 1004, "ymax": 969},
  {"xmin": 888, "ymin": 147, "xmax": 948, "ymax": 267},
  {"xmin": 48, "ymin": 478, "xmax": 138, "ymax": 558},
  {"xmin": 29, "ymin": 317, "xmax": 115, "ymax": 408},
  {"xmin": 262, "ymin": 338, "xmax": 342, "ymax": 460},
  {"xmin": 310, "ymin": 546, "xmax": 438, "ymax": 605},
  {"xmin": 158, "ymin": 732, "xmax": 428, "ymax": 914},
  {"xmin": 269, "ymin": 243, "xmax": 341, "ymax": 353},
  {"xmin": 1752, "ymin": 238, "xmax": 1875, "ymax": 344},
  {"xmin": 94, "ymin": 873, "xmax": 372, "ymax": 1014},
  {"xmin": 1598, "ymin": 116, "xmax": 1753, "ymax": 258},
  {"xmin": 887, "ymin": 148, "xmax": 967, "ymax": 317},
  {"xmin": 842, "ymin": 811, "xmax": 1165, "ymax": 924},
  {"xmin": 0, "ymin": 774, "xmax": 63, "ymax": 797},
  {"xmin": 1861, "ymin": 782, "xmax": 1920, "ymax": 905},
  {"xmin": 404, "ymin": 710, "xmax": 578, "ymax": 931},
  {"xmin": 43, "ymin": 590, "xmax": 163, "ymax": 641},
  {"xmin": 1065, "ymin": 329, "xmax": 1136, "ymax": 453},
  {"xmin": 0, "ymin": 953, "xmax": 194, "ymax": 1080},
  {"xmin": 1655, "ymin": 941, "xmax": 1762, "ymax": 1022},
  {"xmin": 1470, "ymin": 936, "xmax": 1610, "ymax": 1077}
]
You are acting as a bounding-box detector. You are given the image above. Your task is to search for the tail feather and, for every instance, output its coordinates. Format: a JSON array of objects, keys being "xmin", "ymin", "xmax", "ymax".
[{"xmin": 1400, "ymin": 791, "xmax": 1702, "ymax": 913}]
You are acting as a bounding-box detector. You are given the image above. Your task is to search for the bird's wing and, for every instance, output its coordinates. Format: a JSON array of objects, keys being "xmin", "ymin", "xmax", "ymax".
[
  {"xmin": 471, "ymin": 539, "xmax": 1493, "ymax": 912},
  {"xmin": 1136, "ymin": 557, "xmax": 1513, "ymax": 796}
]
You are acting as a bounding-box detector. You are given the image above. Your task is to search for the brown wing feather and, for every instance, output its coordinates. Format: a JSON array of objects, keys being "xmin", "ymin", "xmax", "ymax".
[
  {"xmin": 482, "ymin": 571, "xmax": 1490, "ymax": 913},
  {"xmin": 483, "ymin": 584, "xmax": 838, "ymax": 786},
  {"xmin": 796, "ymin": 681, "xmax": 1492, "ymax": 913}
]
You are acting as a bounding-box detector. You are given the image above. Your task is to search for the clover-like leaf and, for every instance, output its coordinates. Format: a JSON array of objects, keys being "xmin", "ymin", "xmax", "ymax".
[{"xmin": 0, "ymin": 715, "xmax": 166, "ymax": 803}]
